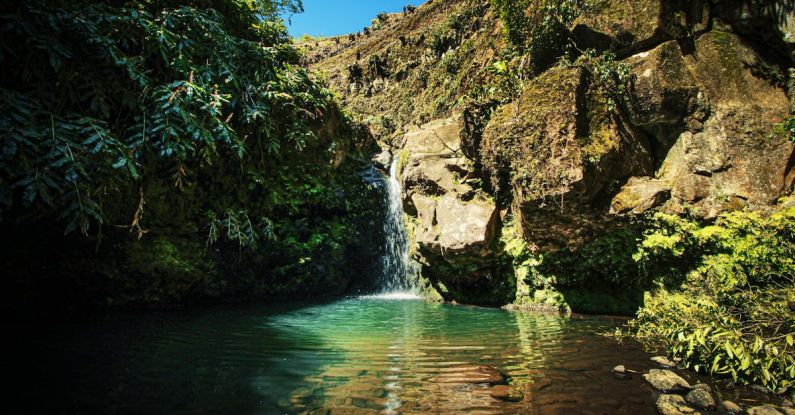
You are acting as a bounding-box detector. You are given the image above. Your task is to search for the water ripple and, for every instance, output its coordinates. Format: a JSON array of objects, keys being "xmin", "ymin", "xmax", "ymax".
[{"xmin": 23, "ymin": 298, "xmax": 674, "ymax": 415}]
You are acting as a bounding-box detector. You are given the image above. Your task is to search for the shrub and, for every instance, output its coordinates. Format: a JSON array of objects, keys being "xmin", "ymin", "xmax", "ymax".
[{"xmin": 625, "ymin": 208, "xmax": 795, "ymax": 390}]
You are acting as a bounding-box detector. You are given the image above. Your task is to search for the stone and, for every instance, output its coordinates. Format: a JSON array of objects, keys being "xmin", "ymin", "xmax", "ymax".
[
  {"xmin": 780, "ymin": 407, "xmax": 795, "ymax": 415},
  {"xmin": 399, "ymin": 115, "xmax": 508, "ymax": 304},
  {"xmin": 372, "ymin": 150, "xmax": 391, "ymax": 169},
  {"xmin": 613, "ymin": 364, "xmax": 630, "ymax": 379},
  {"xmin": 610, "ymin": 177, "xmax": 671, "ymax": 215},
  {"xmin": 693, "ymin": 383, "xmax": 712, "ymax": 392},
  {"xmin": 685, "ymin": 388, "xmax": 716, "ymax": 410},
  {"xmin": 625, "ymin": 41, "xmax": 700, "ymax": 129},
  {"xmin": 402, "ymin": 116, "xmax": 464, "ymax": 156},
  {"xmin": 643, "ymin": 369, "xmax": 692, "ymax": 393},
  {"xmin": 489, "ymin": 385, "xmax": 524, "ymax": 402},
  {"xmin": 434, "ymin": 194, "xmax": 499, "ymax": 255},
  {"xmin": 461, "ymin": 365, "xmax": 505, "ymax": 385},
  {"xmin": 722, "ymin": 401, "xmax": 742, "ymax": 414},
  {"xmin": 656, "ymin": 394, "xmax": 700, "ymax": 415},
  {"xmin": 651, "ymin": 32, "xmax": 795, "ymax": 218},
  {"xmin": 747, "ymin": 406, "xmax": 784, "ymax": 415},
  {"xmin": 651, "ymin": 356, "xmax": 677, "ymax": 367}
]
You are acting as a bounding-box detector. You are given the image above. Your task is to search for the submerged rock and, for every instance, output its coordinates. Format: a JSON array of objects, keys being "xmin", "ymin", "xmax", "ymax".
[
  {"xmin": 489, "ymin": 385, "xmax": 524, "ymax": 402},
  {"xmin": 460, "ymin": 365, "xmax": 506, "ymax": 385},
  {"xmin": 685, "ymin": 388, "xmax": 716, "ymax": 410},
  {"xmin": 656, "ymin": 394, "xmax": 701, "ymax": 415},
  {"xmin": 612, "ymin": 365, "xmax": 631, "ymax": 380},
  {"xmin": 643, "ymin": 369, "xmax": 692, "ymax": 393}
]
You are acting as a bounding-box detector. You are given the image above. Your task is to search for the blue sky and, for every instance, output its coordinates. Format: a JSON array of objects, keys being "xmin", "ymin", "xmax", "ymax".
[{"xmin": 283, "ymin": 0, "xmax": 426, "ymax": 38}]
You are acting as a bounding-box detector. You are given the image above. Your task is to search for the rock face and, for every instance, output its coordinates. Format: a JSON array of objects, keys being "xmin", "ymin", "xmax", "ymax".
[
  {"xmin": 311, "ymin": 0, "xmax": 795, "ymax": 307},
  {"xmin": 482, "ymin": 66, "xmax": 653, "ymax": 249},
  {"xmin": 571, "ymin": 0, "xmax": 697, "ymax": 56},
  {"xmin": 643, "ymin": 369, "xmax": 692, "ymax": 393},
  {"xmin": 398, "ymin": 116, "xmax": 511, "ymax": 304},
  {"xmin": 624, "ymin": 33, "xmax": 794, "ymax": 220},
  {"xmin": 482, "ymin": 27, "xmax": 794, "ymax": 252}
]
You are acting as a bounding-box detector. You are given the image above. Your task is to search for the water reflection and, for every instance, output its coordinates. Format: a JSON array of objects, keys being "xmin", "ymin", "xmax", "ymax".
[
  {"xmin": 267, "ymin": 298, "xmax": 658, "ymax": 414},
  {"xmin": 19, "ymin": 297, "xmax": 666, "ymax": 415}
]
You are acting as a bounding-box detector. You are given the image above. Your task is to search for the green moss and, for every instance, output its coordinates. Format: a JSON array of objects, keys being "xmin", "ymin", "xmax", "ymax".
[{"xmin": 397, "ymin": 148, "xmax": 411, "ymax": 176}]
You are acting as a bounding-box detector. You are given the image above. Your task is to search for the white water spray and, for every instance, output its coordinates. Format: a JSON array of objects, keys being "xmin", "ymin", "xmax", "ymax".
[{"xmin": 379, "ymin": 158, "xmax": 416, "ymax": 296}]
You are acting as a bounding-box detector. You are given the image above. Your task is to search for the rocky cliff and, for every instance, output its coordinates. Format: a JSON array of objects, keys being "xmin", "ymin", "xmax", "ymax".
[{"xmin": 308, "ymin": 0, "xmax": 795, "ymax": 311}]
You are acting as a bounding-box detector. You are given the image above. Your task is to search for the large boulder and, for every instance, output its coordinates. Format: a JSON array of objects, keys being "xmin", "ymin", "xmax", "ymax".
[
  {"xmin": 571, "ymin": 0, "xmax": 699, "ymax": 56},
  {"xmin": 399, "ymin": 116, "xmax": 509, "ymax": 305},
  {"xmin": 411, "ymin": 193, "xmax": 499, "ymax": 259},
  {"xmin": 621, "ymin": 30, "xmax": 795, "ymax": 219},
  {"xmin": 482, "ymin": 66, "xmax": 653, "ymax": 249}
]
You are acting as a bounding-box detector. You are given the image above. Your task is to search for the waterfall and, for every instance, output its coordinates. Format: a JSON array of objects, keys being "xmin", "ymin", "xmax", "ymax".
[{"xmin": 380, "ymin": 158, "xmax": 414, "ymax": 294}]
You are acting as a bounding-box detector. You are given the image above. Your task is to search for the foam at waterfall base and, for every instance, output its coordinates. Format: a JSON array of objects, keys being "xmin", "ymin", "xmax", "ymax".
[{"xmin": 360, "ymin": 291, "xmax": 421, "ymax": 300}]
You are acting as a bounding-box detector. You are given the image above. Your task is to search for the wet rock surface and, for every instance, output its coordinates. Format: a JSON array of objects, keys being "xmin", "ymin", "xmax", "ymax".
[
  {"xmin": 489, "ymin": 385, "xmax": 524, "ymax": 402},
  {"xmin": 656, "ymin": 394, "xmax": 702, "ymax": 415},
  {"xmin": 686, "ymin": 387, "xmax": 716, "ymax": 410},
  {"xmin": 747, "ymin": 406, "xmax": 784, "ymax": 415},
  {"xmin": 644, "ymin": 369, "xmax": 693, "ymax": 393}
]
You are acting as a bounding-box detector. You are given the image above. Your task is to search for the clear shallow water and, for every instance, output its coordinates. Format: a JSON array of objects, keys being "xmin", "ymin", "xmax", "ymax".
[{"xmin": 13, "ymin": 297, "xmax": 712, "ymax": 414}]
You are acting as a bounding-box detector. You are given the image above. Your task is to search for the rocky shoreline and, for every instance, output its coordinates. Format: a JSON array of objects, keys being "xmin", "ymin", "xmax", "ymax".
[{"xmin": 629, "ymin": 357, "xmax": 794, "ymax": 415}]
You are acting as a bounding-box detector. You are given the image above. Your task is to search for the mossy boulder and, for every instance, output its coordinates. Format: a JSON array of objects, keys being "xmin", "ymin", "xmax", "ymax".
[
  {"xmin": 610, "ymin": 177, "xmax": 671, "ymax": 215},
  {"xmin": 481, "ymin": 66, "xmax": 652, "ymax": 249},
  {"xmin": 571, "ymin": 0, "xmax": 696, "ymax": 56},
  {"xmin": 624, "ymin": 29, "xmax": 795, "ymax": 219}
]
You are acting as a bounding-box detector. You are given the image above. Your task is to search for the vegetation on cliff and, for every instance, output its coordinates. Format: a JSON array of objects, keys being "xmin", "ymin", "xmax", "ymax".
[
  {"xmin": 0, "ymin": 0, "xmax": 382, "ymax": 311},
  {"xmin": 626, "ymin": 205, "xmax": 795, "ymax": 391}
]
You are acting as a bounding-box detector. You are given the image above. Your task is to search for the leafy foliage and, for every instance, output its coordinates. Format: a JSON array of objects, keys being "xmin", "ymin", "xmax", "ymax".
[
  {"xmin": 0, "ymin": 0, "xmax": 382, "ymax": 304},
  {"xmin": 569, "ymin": 50, "xmax": 630, "ymax": 111},
  {"xmin": 490, "ymin": 0, "xmax": 596, "ymax": 73},
  {"xmin": 626, "ymin": 208, "xmax": 795, "ymax": 390},
  {"xmin": 773, "ymin": 116, "xmax": 795, "ymax": 142},
  {"xmin": 0, "ymin": 0, "xmax": 353, "ymax": 235}
]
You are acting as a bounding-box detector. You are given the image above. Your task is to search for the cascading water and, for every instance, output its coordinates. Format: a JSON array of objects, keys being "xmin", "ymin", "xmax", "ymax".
[{"xmin": 379, "ymin": 158, "xmax": 415, "ymax": 295}]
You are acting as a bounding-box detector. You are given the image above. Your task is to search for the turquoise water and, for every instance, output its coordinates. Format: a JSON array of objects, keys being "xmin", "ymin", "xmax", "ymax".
[{"xmin": 19, "ymin": 297, "xmax": 678, "ymax": 414}]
